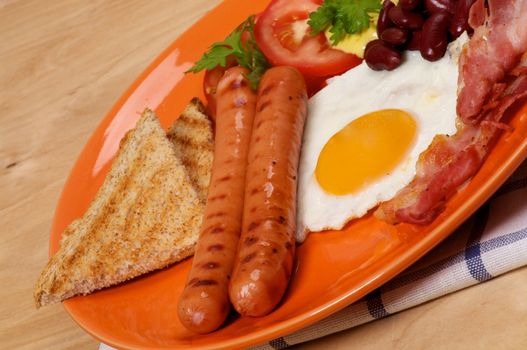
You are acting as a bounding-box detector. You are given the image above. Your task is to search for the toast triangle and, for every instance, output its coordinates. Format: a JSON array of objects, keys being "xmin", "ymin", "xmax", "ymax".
[{"xmin": 34, "ymin": 108, "xmax": 208, "ymax": 308}]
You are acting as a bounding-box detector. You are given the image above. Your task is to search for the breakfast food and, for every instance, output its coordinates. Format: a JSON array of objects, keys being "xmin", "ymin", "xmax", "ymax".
[
  {"xmin": 177, "ymin": 67, "xmax": 257, "ymax": 333},
  {"xmin": 167, "ymin": 98, "xmax": 214, "ymax": 203},
  {"xmin": 375, "ymin": 0, "xmax": 527, "ymax": 224},
  {"xmin": 37, "ymin": 0, "xmax": 527, "ymax": 340},
  {"xmin": 35, "ymin": 106, "xmax": 213, "ymax": 307},
  {"xmin": 457, "ymin": 0, "xmax": 527, "ymax": 122},
  {"xmin": 296, "ymin": 35, "xmax": 462, "ymax": 240},
  {"xmin": 295, "ymin": 0, "xmax": 527, "ymax": 232},
  {"xmin": 254, "ymin": 0, "xmax": 362, "ymax": 94},
  {"xmin": 229, "ymin": 66, "xmax": 308, "ymax": 316}
]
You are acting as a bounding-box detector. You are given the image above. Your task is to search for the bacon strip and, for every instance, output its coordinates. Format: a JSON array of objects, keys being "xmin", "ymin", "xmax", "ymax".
[
  {"xmin": 457, "ymin": 0, "xmax": 527, "ymax": 122},
  {"xmin": 375, "ymin": 1, "xmax": 527, "ymax": 225},
  {"xmin": 375, "ymin": 70, "xmax": 527, "ymax": 225},
  {"xmin": 468, "ymin": 0, "xmax": 486, "ymax": 29}
]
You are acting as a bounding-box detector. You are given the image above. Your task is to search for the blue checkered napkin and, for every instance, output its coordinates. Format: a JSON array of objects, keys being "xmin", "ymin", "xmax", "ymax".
[
  {"xmin": 99, "ymin": 162, "xmax": 527, "ymax": 350},
  {"xmin": 251, "ymin": 161, "xmax": 527, "ymax": 350}
]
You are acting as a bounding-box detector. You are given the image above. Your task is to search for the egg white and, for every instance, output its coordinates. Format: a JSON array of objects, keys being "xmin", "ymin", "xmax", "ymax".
[{"xmin": 296, "ymin": 37, "xmax": 468, "ymax": 242}]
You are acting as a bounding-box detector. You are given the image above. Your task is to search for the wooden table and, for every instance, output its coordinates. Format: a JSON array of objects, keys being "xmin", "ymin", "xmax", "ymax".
[{"xmin": 1, "ymin": 1, "xmax": 526, "ymax": 349}]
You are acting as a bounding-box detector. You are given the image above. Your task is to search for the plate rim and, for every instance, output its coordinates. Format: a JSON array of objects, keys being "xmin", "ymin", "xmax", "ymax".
[{"xmin": 49, "ymin": 0, "xmax": 527, "ymax": 348}]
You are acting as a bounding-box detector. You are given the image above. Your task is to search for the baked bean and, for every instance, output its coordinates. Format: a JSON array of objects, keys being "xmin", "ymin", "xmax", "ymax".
[
  {"xmin": 420, "ymin": 12, "xmax": 451, "ymax": 61},
  {"xmin": 449, "ymin": 0, "xmax": 476, "ymax": 38},
  {"xmin": 425, "ymin": 0, "xmax": 456, "ymax": 14},
  {"xmin": 364, "ymin": 42, "xmax": 402, "ymax": 71},
  {"xmin": 381, "ymin": 27, "xmax": 409, "ymax": 45},
  {"xmin": 377, "ymin": 0, "xmax": 395, "ymax": 37},
  {"xmin": 388, "ymin": 5, "xmax": 424, "ymax": 30},
  {"xmin": 365, "ymin": 39, "xmax": 386, "ymax": 53},
  {"xmin": 406, "ymin": 30, "xmax": 422, "ymax": 51},
  {"xmin": 399, "ymin": 0, "xmax": 422, "ymax": 11}
]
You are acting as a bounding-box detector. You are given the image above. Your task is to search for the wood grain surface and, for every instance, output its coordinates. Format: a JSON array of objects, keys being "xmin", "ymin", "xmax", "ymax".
[{"xmin": 0, "ymin": 1, "xmax": 526, "ymax": 349}]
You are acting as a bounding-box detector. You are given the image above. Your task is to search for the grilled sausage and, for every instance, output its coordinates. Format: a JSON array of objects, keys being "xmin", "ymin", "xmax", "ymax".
[
  {"xmin": 177, "ymin": 66, "xmax": 256, "ymax": 333},
  {"xmin": 229, "ymin": 66, "xmax": 308, "ymax": 317}
]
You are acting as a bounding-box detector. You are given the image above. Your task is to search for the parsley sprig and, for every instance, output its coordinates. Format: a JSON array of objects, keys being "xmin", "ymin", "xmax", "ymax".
[
  {"xmin": 308, "ymin": 0, "xmax": 382, "ymax": 45},
  {"xmin": 187, "ymin": 16, "xmax": 270, "ymax": 90}
]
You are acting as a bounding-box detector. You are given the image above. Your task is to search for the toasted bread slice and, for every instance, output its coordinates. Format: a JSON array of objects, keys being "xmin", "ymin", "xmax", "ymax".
[
  {"xmin": 34, "ymin": 109, "xmax": 205, "ymax": 308},
  {"xmin": 167, "ymin": 98, "xmax": 214, "ymax": 203}
]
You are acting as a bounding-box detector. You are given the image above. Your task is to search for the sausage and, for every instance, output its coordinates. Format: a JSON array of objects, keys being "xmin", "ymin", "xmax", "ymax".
[
  {"xmin": 177, "ymin": 66, "xmax": 257, "ymax": 333},
  {"xmin": 228, "ymin": 66, "xmax": 307, "ymax": 317},
  {"xmin": 203, "ymin": 55, "xmax": 237, "ymax": 122}
]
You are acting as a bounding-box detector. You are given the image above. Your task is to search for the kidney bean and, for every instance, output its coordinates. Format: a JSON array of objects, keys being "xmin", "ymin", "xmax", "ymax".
[
  {"xmin": 399, "ymin": 0, "xmax": 422, "ymax": 11},
  {"xmin": 365, "ymin": 39, "xmax": 386, "ymax": 52},
  {"xmin": 388, "ymin": 5, "xmax": 424, "ymax": 30},
  {"xmin": 377, "ymin": 0, "xmax": 395, "ymax": 37},
  {"xmin": 420, "ymin": 12, "xmax": 451, "ymax": 61},
  {"xmin": 449, "ymin": 0, "xmax": 476, "ymax": 38},
  {"xmin": 425, "ymin": 0, "xmax": 456, "ymax": 14},
  {"xmin": 381, "ymin": 27, "xmax": 409, "ymax": 45},
  {"xmin": 406, "ymin": 30, "xmax": 422, "ymax": 51},
  {"xmin": 364, "ymin": 42, "xmax": 402, "ymax": 71}
]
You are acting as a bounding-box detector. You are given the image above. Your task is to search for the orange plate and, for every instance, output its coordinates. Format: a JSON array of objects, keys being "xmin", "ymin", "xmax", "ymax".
[{"xmin": 50, "ymin": 0, "xmax": 527, "ymax": 349}]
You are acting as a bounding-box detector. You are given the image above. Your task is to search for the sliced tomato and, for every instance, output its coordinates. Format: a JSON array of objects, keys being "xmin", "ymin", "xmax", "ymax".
[{"xmin": 254, "ymin": 0, "xmax": 361, "ymax": 81}]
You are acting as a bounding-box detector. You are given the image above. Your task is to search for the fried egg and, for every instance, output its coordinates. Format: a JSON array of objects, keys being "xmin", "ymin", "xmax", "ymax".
[{"xmin": 296, "ymin": 37, "xmax": 467, "ymax": 242}]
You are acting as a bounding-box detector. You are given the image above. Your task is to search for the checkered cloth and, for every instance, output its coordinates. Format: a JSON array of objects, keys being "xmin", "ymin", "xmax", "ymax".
[{"xmin": 100, "ymin": 161, "xmax": 527, "ymax": 350}]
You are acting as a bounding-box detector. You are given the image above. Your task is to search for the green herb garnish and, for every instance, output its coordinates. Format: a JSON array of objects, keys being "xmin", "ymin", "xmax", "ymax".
[
  {"xmin": 308, "ymin": 0, "xmax": 381, "ymax": 45},
  {"xmin": 187, "ymin": 16, "xmax": 270, "ymax": 90}
]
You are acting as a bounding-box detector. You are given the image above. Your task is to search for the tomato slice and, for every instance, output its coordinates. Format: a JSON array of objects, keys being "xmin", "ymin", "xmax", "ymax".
[{"xmin": 254, "ymin": 0, "xmax": 362, "ymax": 80}]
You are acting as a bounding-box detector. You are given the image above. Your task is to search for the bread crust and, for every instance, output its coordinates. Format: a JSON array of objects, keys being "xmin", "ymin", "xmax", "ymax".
[{"xmin": 34, "ymin": 103, "xmax": 213, "ymax": 308}]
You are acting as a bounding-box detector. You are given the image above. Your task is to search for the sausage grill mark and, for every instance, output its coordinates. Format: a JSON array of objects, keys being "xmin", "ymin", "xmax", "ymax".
[
  {"xmin": 258, "ymin": 100, "xmax": 271, "ymax": 112},
  {"xmin": 244, "ymin": 236, "xmax": 259, "ymax": 246},
  {"xmin": 255, "ymin": 118, "xmax": 265, "ymax": 129},
  {"xmin": 217, "ymin": 175, "xmax": 231, "ymax": 182},
  {"xmin": 208, "ymin": 194, "xmax": 227, "ymax": 201},
  {"xmin": 242, "ymin": 252, "xmax": 256, "ymax": 264},
  {"xmin": 204, "ymin": 225, "xmax": 225, "ymax": 234},
  {"xmin": 191, "ymin": 279, "xmax": 218, "ymax": 287},
  {"xmin": 206, "ymin": 212, "xmax": 226, "ymax": 219},
  {"xmin": 207, "ymin": 244, "xmax": 224, "ymax": 252},
  {"xmin": 260, "ymin": 84, "xmax": 275, "ymax": 96},
  {"xmin": 210, "ymin": 226, "xmax": 224, "ymax": 234},
  {"xmin": 247, "ymin": 221, "xmax": 260, "ymax": 232}
]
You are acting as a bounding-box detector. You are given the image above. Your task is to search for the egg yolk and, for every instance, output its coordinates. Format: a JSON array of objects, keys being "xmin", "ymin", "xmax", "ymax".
[{"xmin": 315, "ymin": 109, "xmax": 417, "ymax": 195}]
